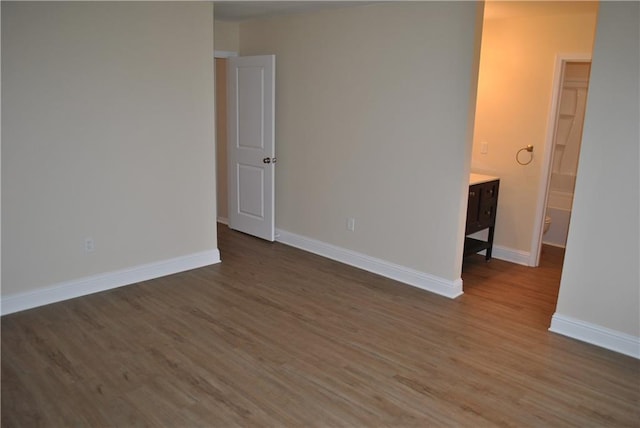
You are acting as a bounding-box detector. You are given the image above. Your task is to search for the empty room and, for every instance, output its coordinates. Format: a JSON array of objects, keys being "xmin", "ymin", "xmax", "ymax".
[{"xmin": 2, "ymin": 1, "xmax": 638, "ymax": 426}]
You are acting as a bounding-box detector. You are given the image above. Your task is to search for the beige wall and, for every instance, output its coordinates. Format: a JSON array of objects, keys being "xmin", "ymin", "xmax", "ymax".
[
  {"xmin": 239, "ymin": 2, "xmax": 480, "ymax": 281},
  {"xmin": 2, "ymin": 2, "xmax": 217, "ymax": 296},
  {"xmin": 214, "ymin": 20, "xmax": 239, "ymax": 52},
  {"xmin": 555, "ymin": 2, "xmax": 639, "ymax": 337},
  {"xmin": 472, "ymin": 2, "xmax": 598, "ymax": 256}
]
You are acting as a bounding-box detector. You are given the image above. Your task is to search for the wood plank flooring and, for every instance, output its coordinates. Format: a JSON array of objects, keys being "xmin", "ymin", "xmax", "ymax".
[{"xmin": 2, "ymin": 225, "xmax": 639, "ymax": 426}]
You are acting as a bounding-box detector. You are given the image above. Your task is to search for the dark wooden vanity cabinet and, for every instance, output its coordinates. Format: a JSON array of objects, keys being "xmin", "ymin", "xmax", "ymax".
[{"xmin": 464, "ymin": 176, "xmax": 499, "ymax": 261}]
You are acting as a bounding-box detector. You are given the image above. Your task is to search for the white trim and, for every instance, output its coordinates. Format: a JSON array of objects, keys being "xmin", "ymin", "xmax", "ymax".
[
  {"xmin": 541, "ymin": 241, "xmax": 566, "ymax": 249},
  {"xmin": 276, "ymin": 229, "xmax": 463, "ymax": 299},
  {"xmin": 492, "ymin": 245, "xmax": 532, "ymax": 266},
  {"xmin": 217, "ymin": 216, "xmax": 229, "ymax": 225},
  {"xmin": 214, "ymin": 50, "xmax": 238, "ymax": 58},
  {"xmin": 473, "ymin": 245, "xmax": 532, "ymax": 266},
  {"xmin": 550, "ymin": 313, "xmax": 640, "ymax": 359},
  {"xmin": 1, "ymin": 249, "xmax": 221, "ymax": 316},
  {"xmin": 531, "ymin": 53, "xmax": 592, "ymax": 267}
]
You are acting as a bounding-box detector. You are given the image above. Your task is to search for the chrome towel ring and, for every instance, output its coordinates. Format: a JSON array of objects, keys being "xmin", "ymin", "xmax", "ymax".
[{"xmin": 516, "ymin": 145, "xmax": 534, "ymax": 165}]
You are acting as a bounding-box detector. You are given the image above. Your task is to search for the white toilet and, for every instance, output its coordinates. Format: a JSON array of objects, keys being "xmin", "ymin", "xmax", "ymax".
[{"xmin": 544, "ymin": 215, "xmax": 552, "ymax": 234}]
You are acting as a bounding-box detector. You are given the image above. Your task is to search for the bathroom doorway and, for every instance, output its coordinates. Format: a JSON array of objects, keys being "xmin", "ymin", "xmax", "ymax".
[{"xmin": 534, "ymin": 57, "xmax": 592, "ymax": 263}]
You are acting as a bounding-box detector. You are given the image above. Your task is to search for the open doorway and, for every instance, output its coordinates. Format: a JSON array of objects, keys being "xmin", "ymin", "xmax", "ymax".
[
  {"xmin": 214, "ymin": 53, "xmax": 277, "ymax": 241},
  {"xmin": 463, "ymin": 1, "xmax": 598, "ymax": 325},
  {"xmin": 537, "ymin": 60, "xmax": 591, "ymax": 255}
]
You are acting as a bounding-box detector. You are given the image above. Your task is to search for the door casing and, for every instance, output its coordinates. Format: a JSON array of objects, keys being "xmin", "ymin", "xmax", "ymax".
[{"xmin": 531, "ymin": 53, "xmax": 591, "ymax": 266}]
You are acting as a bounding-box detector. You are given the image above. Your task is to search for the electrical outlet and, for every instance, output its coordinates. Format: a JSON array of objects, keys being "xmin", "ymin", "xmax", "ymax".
[
  {"xmin": 85, "ymin": 237, "xmax": 95, "ymax": 253},
  {"xmin": 347, "ymin": 217, "xmax": 355, "ymax": 232}
]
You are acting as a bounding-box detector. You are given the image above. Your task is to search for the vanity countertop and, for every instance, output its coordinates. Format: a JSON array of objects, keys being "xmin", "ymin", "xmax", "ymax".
[{"xmin": 469, "ymin": 173, "xmax": 500, "ymax": 186}]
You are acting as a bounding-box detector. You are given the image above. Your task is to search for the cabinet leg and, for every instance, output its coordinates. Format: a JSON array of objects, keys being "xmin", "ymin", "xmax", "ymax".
[{"xmin": 485, "ymin": 226, "xmax": 495, "ymax": 261}]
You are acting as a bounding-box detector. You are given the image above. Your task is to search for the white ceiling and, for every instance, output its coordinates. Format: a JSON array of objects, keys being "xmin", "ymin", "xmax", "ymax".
[
  {"xmin": 214, "ymin": 1, "xmax": 599, "ymax": 22},
  {"xmin": 214, "ymin": 1, "xmax": 381, "ymax": 22}
]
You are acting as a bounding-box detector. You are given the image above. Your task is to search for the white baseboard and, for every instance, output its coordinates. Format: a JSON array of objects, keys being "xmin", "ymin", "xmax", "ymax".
[
  {"xmin": 1, "ymin": 249, "xmax": 221, "ymax": 316},
  {"xmin": 550, "ymin": 313, "xmax": 640, "ymax": 359},
  {"xmin": 492, "ymin": 245, "xmax": 532, "ymax": 266},
  {"xmin": 217, "ymin": 216, "xmax": 229, "ymax": 225},
  {"xmin": 275, "ymin": 229, "xmax": 462, "ymax": 299},
  {"xmin": 541, "ymin": 241, "xmax": 566, "ymax": 249}
]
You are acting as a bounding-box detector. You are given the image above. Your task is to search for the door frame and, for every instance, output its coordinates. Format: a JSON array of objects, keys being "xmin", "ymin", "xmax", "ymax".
[
  {"xmin": 214, "ymin": 50, "xmax": 238, "ymax": 224},
  {"xmin": 530, "ymin": 53, "xmax": 591, "ymax": 266}
]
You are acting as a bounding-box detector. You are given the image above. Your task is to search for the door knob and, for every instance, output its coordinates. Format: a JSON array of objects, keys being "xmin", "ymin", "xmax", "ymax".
[{"xmin": 263, "ymin": 157, "xmax": 277, "ymax": 164}]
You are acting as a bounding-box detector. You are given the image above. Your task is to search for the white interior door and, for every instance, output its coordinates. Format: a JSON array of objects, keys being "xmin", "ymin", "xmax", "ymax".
[{"xmin": 227, "ymin": 55, "xmax": 275, "ymax": 241}]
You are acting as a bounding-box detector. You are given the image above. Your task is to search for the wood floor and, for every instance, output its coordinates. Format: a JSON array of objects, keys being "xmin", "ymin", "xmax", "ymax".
[{"xmin": 2, "ymin": 225, "xmax": 639, "ymax": 427}]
